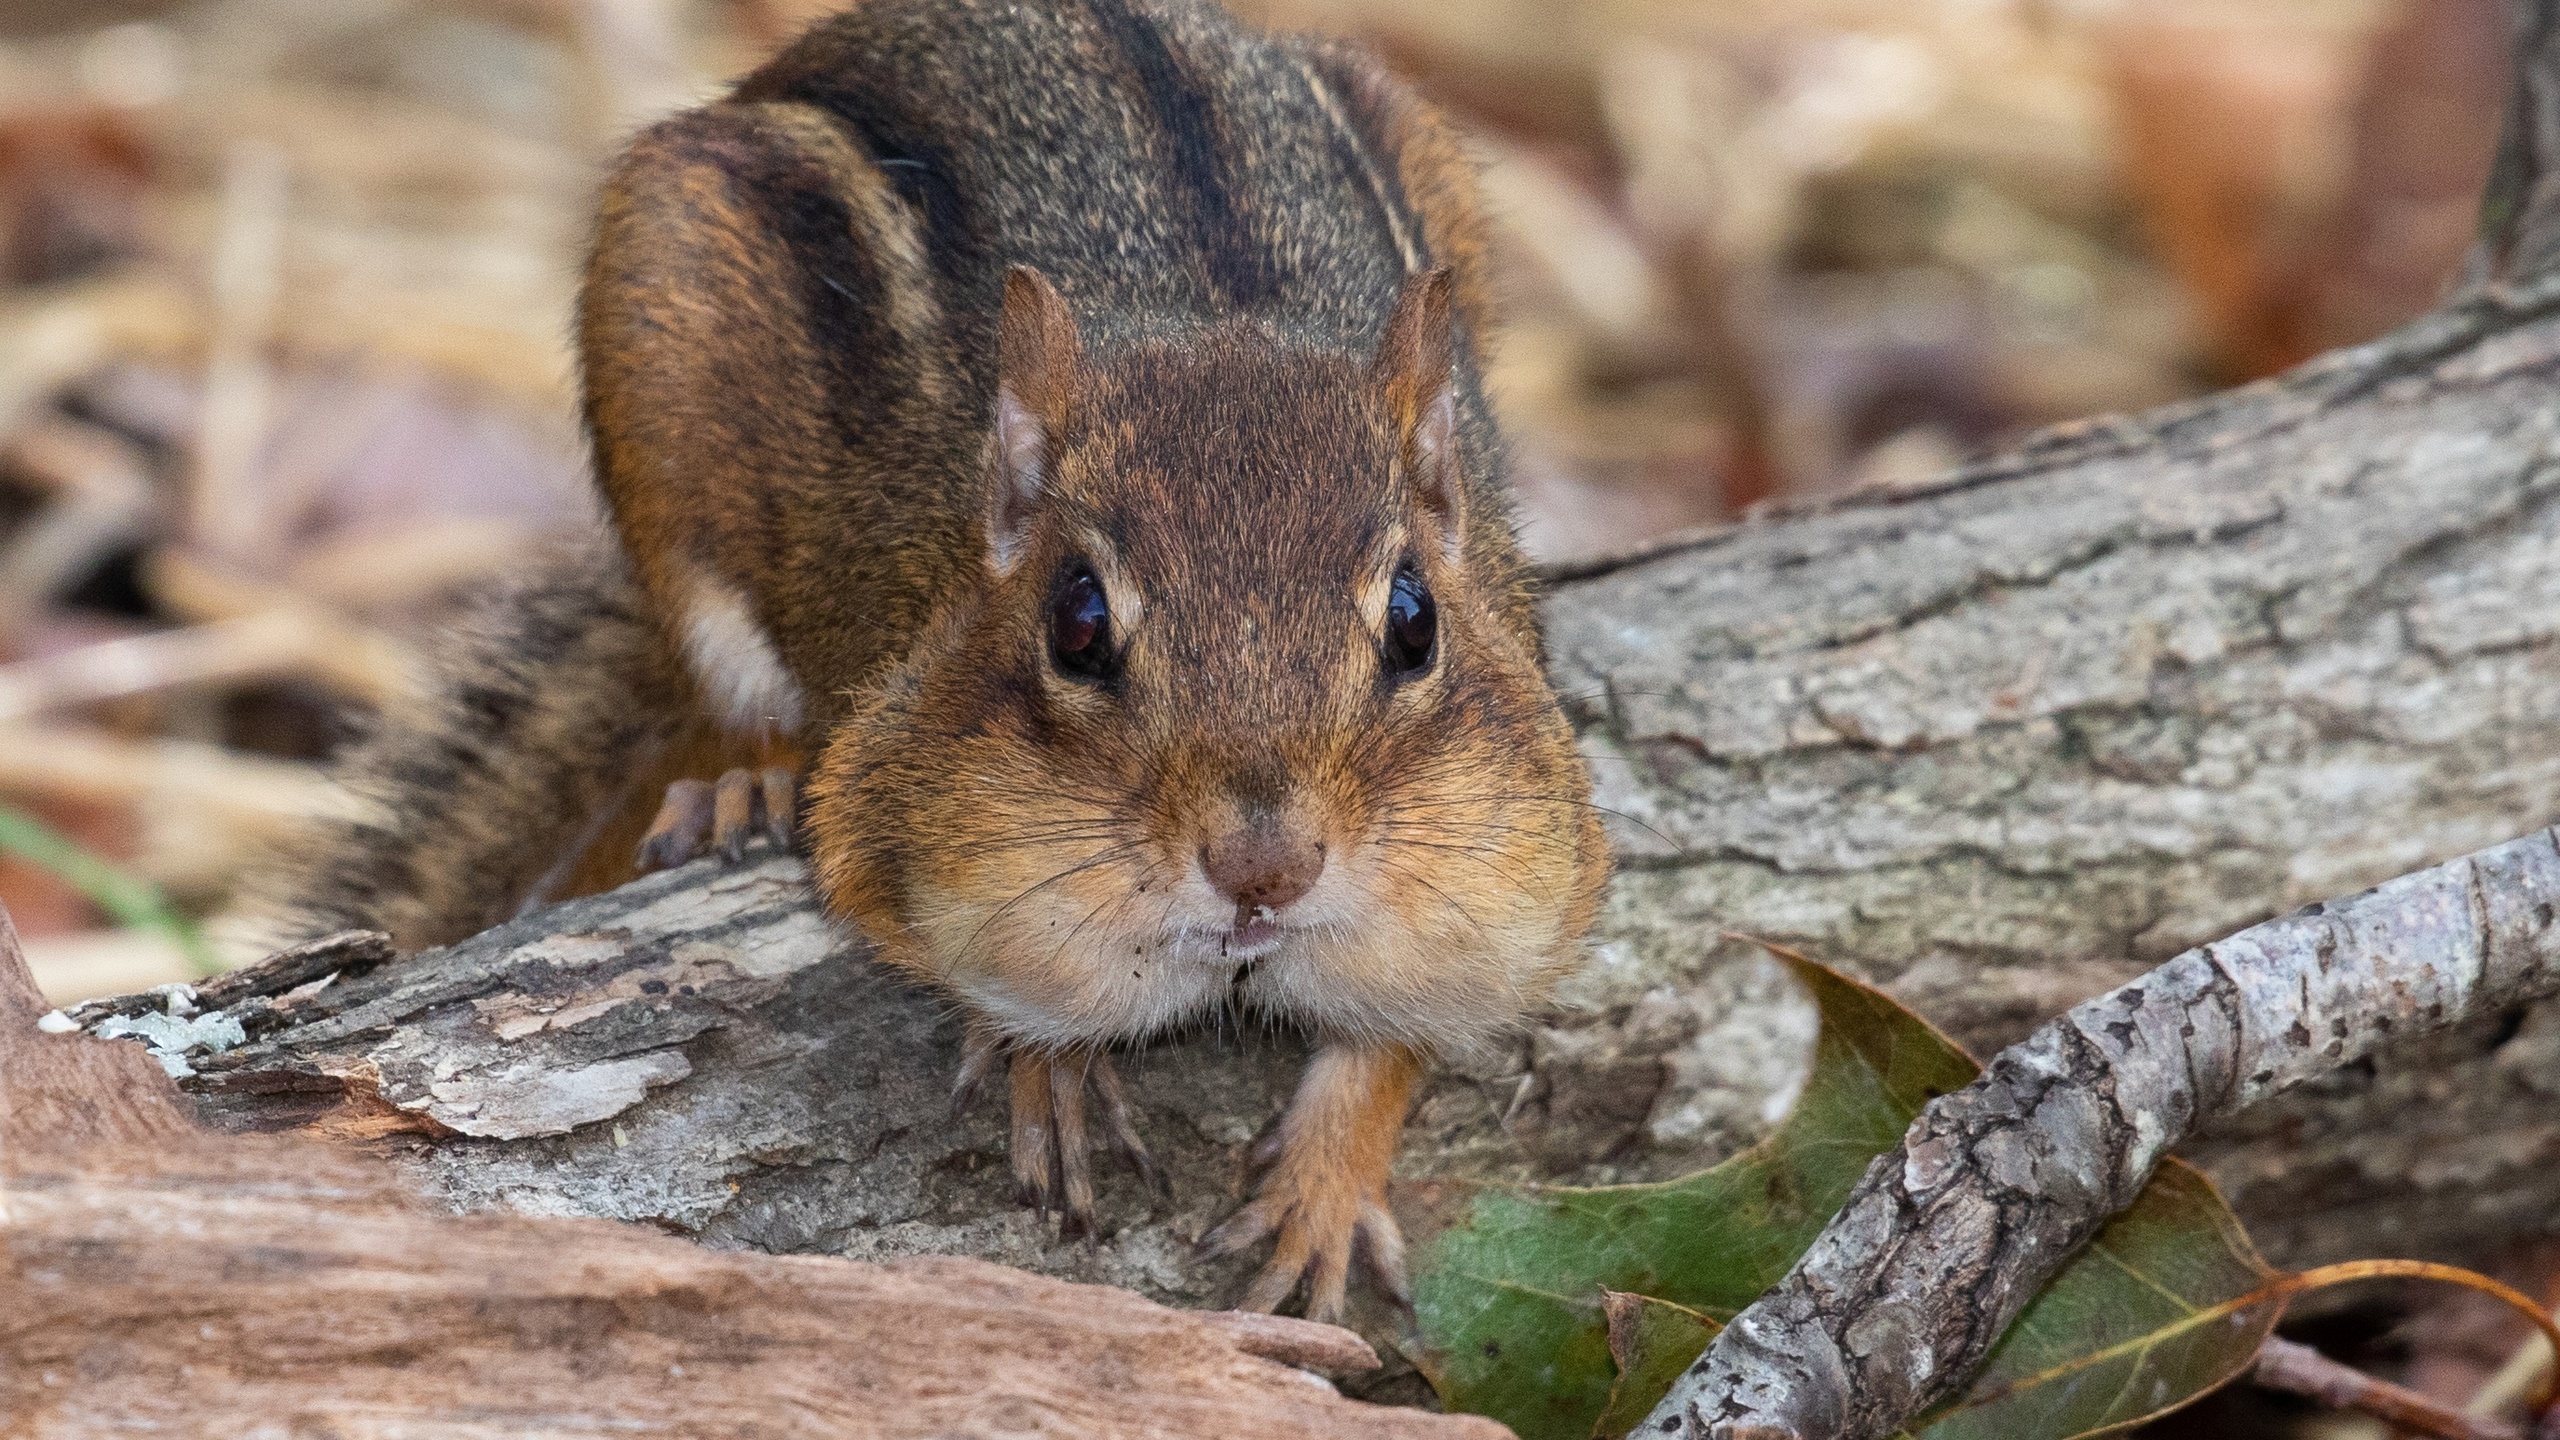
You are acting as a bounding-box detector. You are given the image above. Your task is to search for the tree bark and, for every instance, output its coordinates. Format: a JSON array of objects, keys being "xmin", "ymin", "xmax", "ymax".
[
  {"xmin": 1645, "ymin": 824, "xmax": 2560, "ymax": 1438},
  {"xmin": 0, "ymin": 908, "xmax": 1499, "ymax": 1440},
  {"xmin": 1544, "ymin": 272, "xmax": 2560, "ymax": 1271}
]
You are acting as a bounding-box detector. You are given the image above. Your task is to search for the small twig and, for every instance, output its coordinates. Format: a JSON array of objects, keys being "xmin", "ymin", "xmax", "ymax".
[
  {"xmin": 0, "ymin": 418, "xmax": 160, "ymax": 641},
  {"xmin": 2254, "ymin": 1337, "xmax": 2522, "ymax": 1440},
  {"xmin": 147, "ymin": 546, "xmax": 425, "ymax": 702},
  {"xmin": 0, "ymin": 720, "xmax": 350, "ymax": 828},
  {"xmin": 0, "ymin": 273, "xmax": 199, "ymax": 439},
  {"xmin": 282, "ymin": 517, "xmax": 539, "ymax": 613},
  {"xmin": 2472, "ymin": 1327, "xmax": 2557, "ymax": 1424},
  {"xmin": 2290, "ymin": 1260, "xmax": 2560, "ymax": 1409},
  {"xmin": 0, "ymin": 611, "xmax": 414, "ymax": 719},
  {"xmin": 189, "ymin": 139, "xmax": 288, "ymax": 565}
]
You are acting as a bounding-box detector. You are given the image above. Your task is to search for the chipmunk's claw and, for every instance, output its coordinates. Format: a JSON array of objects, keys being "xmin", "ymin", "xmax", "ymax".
[
  {"xmin": 1203, "ymin": 1040, "xmax": 1419, "ymax": 1326},
  {"xmin": 636, "ymin": 766, "xmax": 799, "ymax": 872},
  {"xmin": 1203, "ymin": 1184, "xmax": 1407, "ymax": 1325},
  {"xmin": 1361, "ymin": 1199, "xmax": 1415, "ymax": 1313},
  {"xmin": 636, "ymin": 778, "xmax": 713, "ymax": 871},
  {"xmin": 712, "ymin": 768, "xmax": 757, "ymax": 862},
  {"xmin": 979, "ymin": 1042, "xmax": 1157, "ymax": 1244},
  {"xmin": 1089, "ymin": 1046, "xmax": 1170, "ymax": 1205}
]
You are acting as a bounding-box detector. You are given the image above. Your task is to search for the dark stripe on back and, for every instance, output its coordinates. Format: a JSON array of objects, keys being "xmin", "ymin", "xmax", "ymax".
[
  {"xmin": 739, "ymin": 63, "xmax": 980, "ymax": 303},
  {"xmin": 1079, "ymin": 0, "xmax": 1276, "ymax": 307},
  {"xmin": 724, "ymin": 130, "xmax": 890, "ymax": 463},
  {"xmin": 1300, "ymin": 58, "xmax": 1424, "ymax": 277}
]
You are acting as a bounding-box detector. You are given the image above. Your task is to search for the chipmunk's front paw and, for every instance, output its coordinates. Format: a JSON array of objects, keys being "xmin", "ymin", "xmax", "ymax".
[
  {"xmin": 1201, "ymin": 1159, "xmax": 1408, "ymax": 1324},
  {"xmin": 635, "ymin": 766, "xmax": 796, "ymax": 871},
  {"xmin": 957, "ymin": 1035, "xmax": 1167, "ymax": 1242},
  {"xmin": 1197, "ymin": 1042, "xmax": 1420, "ymax": 1323}
]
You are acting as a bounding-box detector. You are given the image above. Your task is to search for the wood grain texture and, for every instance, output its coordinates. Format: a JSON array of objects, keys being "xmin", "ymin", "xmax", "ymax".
[{"xmin": 0, "ymin": 906, "xmax": 1501, "ymax": 1440}]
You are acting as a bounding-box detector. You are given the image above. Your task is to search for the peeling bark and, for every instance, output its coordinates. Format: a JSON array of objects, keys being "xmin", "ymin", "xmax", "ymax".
[{"xmin": 1645, "ymin": 826, "xmax": 2560, "ymax": 1438}]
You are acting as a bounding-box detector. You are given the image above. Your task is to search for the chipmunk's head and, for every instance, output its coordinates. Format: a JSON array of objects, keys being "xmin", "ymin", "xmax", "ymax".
[{"xmin": 809, "ymin": 266, "xmax": 1607, "ymax": 1053}]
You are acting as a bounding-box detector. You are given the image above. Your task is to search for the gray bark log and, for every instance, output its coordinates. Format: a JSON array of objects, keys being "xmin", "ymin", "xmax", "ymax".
[
  {"xmin": 1646, "ymin": 825, "xmax": 2560, "ymax": 1438},
  {"xmin": 62, "ymin": 198, "xmax": 2560, "ymax": 1401}
]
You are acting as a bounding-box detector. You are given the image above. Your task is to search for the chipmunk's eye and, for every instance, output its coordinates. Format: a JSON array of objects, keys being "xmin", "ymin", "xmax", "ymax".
[
  {"xmin": 1049, "ymin": 565, "xmax": 1115, "ymax": 680},
  {"xmin": 1383, "ymin": 564, "xmax": 1436, "ymax": 679}
]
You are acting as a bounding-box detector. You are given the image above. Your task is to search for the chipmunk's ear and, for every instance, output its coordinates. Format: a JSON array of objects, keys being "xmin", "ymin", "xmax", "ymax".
[
  {"xmin": 988, "ymin": 266, "xmax": 1082, "ymax": 576},
  {"xmin": 1371, "ymin": 267, "xmax": 1463, "ymax": 554}
]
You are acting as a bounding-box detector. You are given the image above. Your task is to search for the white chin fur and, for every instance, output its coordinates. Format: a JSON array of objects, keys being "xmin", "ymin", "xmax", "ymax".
[{"xmin": 680, "ymin": 572, "xmax": 805, "ymax": 736}]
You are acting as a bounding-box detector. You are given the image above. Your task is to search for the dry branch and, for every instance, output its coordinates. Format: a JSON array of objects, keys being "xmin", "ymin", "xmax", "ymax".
[
  {"xmin": 0, "ymin": 418, "xmax": 158, "ymax": 642},
  {"xmin": 1645, "ymin": 825, "xmax": 2560, "ymax": 1437},
  {"xmin": 2252, "ymin": 1337, "xmax": 2526, "ymax": 1440},
  {"xmin": 0, "ymin": 610, "xmax": 416, "ymax": 720},
  {"xmin": 0, "ymin": 905, "xmax": 1498, "ymax": 1440}
]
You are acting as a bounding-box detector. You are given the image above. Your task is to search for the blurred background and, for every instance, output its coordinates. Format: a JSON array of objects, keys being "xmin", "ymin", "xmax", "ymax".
[{"xmin": 0, "ymin": 0, "xmax": 2532, "ymax": 1428}]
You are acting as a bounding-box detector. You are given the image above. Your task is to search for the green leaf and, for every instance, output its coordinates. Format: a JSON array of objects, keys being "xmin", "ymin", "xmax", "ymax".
[
  {"xmin": 1910, "ymin": 1162, "xmax": 2283, "ymax": 1440},
  {"xmin": 1410, "ymin": 944, "xmax": 2282, "ymax": 1440},
  {"xmin": 0, "ymin": 800, "xmax": 219, "ymax": 976},
  {"xmin": 1593, "ymin": 1292, "xmax": 1719, "ymax": 1440},
  {"xmin": 1407, "ymin": 951, "xmax": 1976, "ymax": 1439}
]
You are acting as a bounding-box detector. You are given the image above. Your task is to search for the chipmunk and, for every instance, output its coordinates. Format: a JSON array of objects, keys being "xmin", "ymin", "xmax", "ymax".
[{"xmin": 239, "ymin": 0, "xmax": 1608, "ymax": 1322}]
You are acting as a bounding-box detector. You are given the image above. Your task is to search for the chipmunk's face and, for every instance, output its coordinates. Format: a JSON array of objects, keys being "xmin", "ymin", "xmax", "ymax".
[{"xmin": 809, "ymin": 269, "xmax": 1607, "ymax": 1053}]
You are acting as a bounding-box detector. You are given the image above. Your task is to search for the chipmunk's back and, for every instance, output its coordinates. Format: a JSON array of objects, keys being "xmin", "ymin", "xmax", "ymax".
[{"xmin": 738, "ymin": 0, "xmax": 1472, "ymax": 354}]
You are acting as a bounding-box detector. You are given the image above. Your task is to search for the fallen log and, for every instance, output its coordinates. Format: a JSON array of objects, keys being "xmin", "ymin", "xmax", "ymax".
[{"xmin": 0, "ymin": 907, "xmax": 1497, "ymax": 1439}]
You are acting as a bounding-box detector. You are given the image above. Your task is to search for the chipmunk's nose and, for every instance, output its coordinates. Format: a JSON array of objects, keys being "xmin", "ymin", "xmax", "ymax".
[{"xmin": 1200, "ymin": 818, "xmax": 1324, "ymax": 914}]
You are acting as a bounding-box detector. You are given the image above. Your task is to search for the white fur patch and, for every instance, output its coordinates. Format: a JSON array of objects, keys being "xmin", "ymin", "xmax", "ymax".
[{"xmin": 679, "ymin": 572, "xmax": 804, "ymax": 736}]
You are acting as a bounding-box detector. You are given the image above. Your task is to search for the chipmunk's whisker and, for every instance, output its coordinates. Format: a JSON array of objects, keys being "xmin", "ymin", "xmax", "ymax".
[
  {"xmin": 960, "ymin": 840, "xmax": 1149, "ymax": 962},
  {"xmin": 1395, "ymin": 790, "xmax": 1676, "ymax": 851},
  {"xmin": 1372, "ymin": 853, "xmax": 1491, "ymax": 943}
]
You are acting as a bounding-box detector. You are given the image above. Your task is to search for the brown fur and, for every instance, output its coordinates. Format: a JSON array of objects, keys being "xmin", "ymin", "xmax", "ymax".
[{"xmin": 253, "ymin": 0, "xmax": 1607, "ymax": 1321}]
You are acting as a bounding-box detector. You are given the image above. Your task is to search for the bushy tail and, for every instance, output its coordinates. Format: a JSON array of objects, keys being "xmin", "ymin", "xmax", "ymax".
[{"xmin": 223, "ymin": 538, "xmax": 697, "ymax": 954}]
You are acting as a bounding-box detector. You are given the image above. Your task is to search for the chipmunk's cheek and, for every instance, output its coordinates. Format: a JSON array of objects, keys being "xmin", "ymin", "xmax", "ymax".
[
  {"xmin": 904, "ymin": 875, "xmax": 1230, "ymax": 1048},
  {"xmin": 1237, "ymin": 841, "xmax": 1583, "ymax": 1049}
]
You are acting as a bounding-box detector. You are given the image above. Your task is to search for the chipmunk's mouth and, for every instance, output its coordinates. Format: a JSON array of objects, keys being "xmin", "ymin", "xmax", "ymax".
[
  {"xmin": 1225, "ymin": 905, "xmax": 1284, "ymax": 958},
  {"xmin": 1155, "ymin": 906, "xmax": 1290, "ymax": 965}
]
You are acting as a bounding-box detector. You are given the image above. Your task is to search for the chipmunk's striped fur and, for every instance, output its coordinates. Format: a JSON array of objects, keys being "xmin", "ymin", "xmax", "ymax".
[{"xmin": 241, "ymin": 0, "xmax": 1607, "ymax": 1322}]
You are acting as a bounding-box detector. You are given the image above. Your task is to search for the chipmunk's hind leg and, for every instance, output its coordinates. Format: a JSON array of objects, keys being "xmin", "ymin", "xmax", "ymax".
[{"xmin": 635, "ymin": 764, "xmax": 799, "ymax": 871}]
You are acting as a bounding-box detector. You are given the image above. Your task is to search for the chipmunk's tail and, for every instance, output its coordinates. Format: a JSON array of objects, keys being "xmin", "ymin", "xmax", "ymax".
[{"xmin": 221, "ymin": 537, "xmax": 698, "ymax": 955}]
